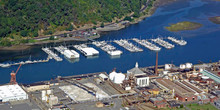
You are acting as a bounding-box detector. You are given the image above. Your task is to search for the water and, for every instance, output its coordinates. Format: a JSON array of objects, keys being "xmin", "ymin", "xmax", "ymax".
[{"xmin": 0, "ymin": 0, "xmax": 220, "ymax": 84}]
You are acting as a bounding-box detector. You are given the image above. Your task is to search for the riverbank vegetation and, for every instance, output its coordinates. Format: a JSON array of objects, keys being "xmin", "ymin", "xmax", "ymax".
[
  {"xmin": 165, "ymin": 21, "xmax": 203, "ymax": 32},
  {"xmin": 209, "ymin": 16, "xmax": 220, "ymax": 24},
  {"xmin": 0, "ymin": 0, "xmax": 151, "ymax": 46}
]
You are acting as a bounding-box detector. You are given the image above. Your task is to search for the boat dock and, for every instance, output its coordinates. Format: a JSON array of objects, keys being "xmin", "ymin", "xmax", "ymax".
[
  {"xmin": 54, "ymin": 45, "xmax": 68, "ymax": 55},
  {"xmin": 114, "ymin": 39, "xmax": 143, "ymax": 52},
  {"xmin": 73, "ymin": 44, "xmax": 99, "ymax": 57},
  {"xmin": 42, "ymin": 48, "xmax": 63, "ymax": 61},
  {"xmin": 133, "ymin": 38, "xmax": 161, "ymax": 51},
  {"xmin": 0, "ymin": 57, "xmax": 50, "ymax": 68},
  {"xmin": 167, "ymin": 37, "xmax": 187, "ymax": 46},
  {"xmin": 92, "ymin": 41, "xmax": 123, "ymax": 56},
  {"xmin": 152, "ymin": 38, "xmax": 175, "ymax": 49}
]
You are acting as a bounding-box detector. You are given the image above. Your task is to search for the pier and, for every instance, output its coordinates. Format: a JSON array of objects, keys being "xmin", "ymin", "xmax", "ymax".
[
  {"xmin": 42, "ymin": 47, "xmax": 63, "ymax": 61},
  {"xmin": 114, "ymin": 39, "xmax": 143, "ymax": 52},
  {"xmin": 92, "ymin": 41, "xmax": 123, "ymax": 56},
  {"xmin": 0, "ymin": 57, "xmax": 50, "ymax": 68},
  {"xmin": 133, "ymin": 38, "xmax": 161, "ymax": 51},
  {"xmin": 152, "ymin": 38, "xmax": 175, "ymax": 49}
]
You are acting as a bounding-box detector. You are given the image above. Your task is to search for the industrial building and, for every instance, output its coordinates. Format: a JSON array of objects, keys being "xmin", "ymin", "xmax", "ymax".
[
  {"xmin": 155, "ymin": 79, "xmax": 198, "ymax": 102},
  {"xmin": 0, "ymin": 84, "xmax": 28, "ymax": 102}
]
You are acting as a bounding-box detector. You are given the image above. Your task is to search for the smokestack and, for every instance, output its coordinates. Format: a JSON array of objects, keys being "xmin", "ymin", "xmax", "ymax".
[{"xmin": 155, "ymin": 52, "xmax": 158, "ymax": 75}]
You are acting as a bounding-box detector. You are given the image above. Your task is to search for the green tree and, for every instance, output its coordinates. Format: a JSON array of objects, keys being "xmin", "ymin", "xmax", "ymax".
[
  {"xmin": 33, "ymin": 31, "xmax": 39, "ymax": 37},
  {"xmin": 20, "ymin": 30, "xmax": 29, "ymax": 37},
  {"xmin": 101, "ymin": 22, "xmax": 104, "ymax": 28},
  {"xmin": 64, "ymin": 33, "xmax": 67, "ymax": 37},
  {"xmin": 0, "ymin": 38, "xmax": 12, "ymax": 46},
  {"xmin": 49, "ymin": 36, "xmax": 54, "ymax": 40}
]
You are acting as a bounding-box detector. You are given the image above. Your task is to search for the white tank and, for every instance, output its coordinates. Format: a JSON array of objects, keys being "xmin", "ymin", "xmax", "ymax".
[
  {"xmin": 109, "ymin": 71, "xmax": 117, "ymax": 81},
  {"xmin": 185, "ymin": 63, "xmax": 193, "ymax": 69},
  {"xmin": 47, "ymin": 90, "xmax": 52, "ymax": 95},
  {"xmin": 202, "ymin": 76, "xmax": 209, "ymax": 80},
  {"xmin": 163, "ymin": 71, "xmax": 169, "ymax": 75},
  {"xmin": 165, "ymin": 64, "xmax": 172, "ymax": 70},
  {"xmin": 179, "ymin": 64, "xmax": 186, "ymax": 69},
  {"xmin": 113, "ymin": 72, "xmax": 125, "ymax": 84}
]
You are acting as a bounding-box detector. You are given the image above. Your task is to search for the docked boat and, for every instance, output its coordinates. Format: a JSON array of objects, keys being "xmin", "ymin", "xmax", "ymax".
[
  {"xmin": 0, "ymin": 63, "xmax": 11, "ymax": 68},
  {"xmin": 167, "ymin": 37, "xmax": 187, "ymax": 46},
  {"xmin": 133, "ymin": 38, "xmax": 161, "ymax": 51},
  {"xmin": 107, "ymin": 50, "xmax": 123, "ymax": 56},
  {"xmin": 152, "ymin": 38, "xmax": 175, "ymax": 49}
]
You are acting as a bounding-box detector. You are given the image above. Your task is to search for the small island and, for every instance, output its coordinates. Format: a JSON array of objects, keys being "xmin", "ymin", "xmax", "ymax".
[
  {"xmin": 165, "ymin": 21, "xmax": 203, "ymax": 32},
  {"xmin": 209, "ymin": 16, "xmax": 220, "ymax": 24}
]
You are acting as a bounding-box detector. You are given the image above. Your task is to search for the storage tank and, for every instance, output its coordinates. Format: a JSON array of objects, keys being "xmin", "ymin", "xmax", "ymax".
[
  {"xmin": 113, "ymin": 72, "xmax": 125, "ymax": 84},
  {"xmin": 109, "ymin": 71, "xmax": 117, "ymax": 81},
  {"xmin": 185, "ymin": 63, "xmax": 193, "ymax": 69},
  {"xmin": 163, "ymin": 71, "xmax": 169, "ymax": 75},
  {"xmin": 47, "ymin": 90, "xmax": 52, "ymax": 95},
  {"xmin": 165, "ymin": 64, "xmax": 172, "ymax": 70},
  {"xmin": 179, "ymin": 64, "xmax": 186, "ymax": 70}
]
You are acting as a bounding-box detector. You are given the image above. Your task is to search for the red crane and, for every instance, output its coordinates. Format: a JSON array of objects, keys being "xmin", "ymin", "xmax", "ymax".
[{"xmin": 10, "ymin": 64, "xmax": 22, "ymax": 85}]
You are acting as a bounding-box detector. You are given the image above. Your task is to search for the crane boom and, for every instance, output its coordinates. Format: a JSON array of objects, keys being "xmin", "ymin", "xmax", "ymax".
[{"xmin": 15, "ymin": 64, "xmax": 22, "ymax": 75}]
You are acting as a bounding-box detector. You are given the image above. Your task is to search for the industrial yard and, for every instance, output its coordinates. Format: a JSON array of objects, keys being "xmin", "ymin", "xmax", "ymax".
[{"xmin": 1, "ymin": 59, "xmax": 220, "ymax": 110}]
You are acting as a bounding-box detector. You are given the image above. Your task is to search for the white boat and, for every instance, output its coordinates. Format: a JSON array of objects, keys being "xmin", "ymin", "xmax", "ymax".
[
  {"xmin": 152, "ymin": 38, "xmax": 175, "ymax": 49},
  {"xmin": 1, "ymin": 63, "xmax": 11, "ymax": 68},
  {"xmin": 133, "ymin": 38, "xmax": 161, "ymax": 51},
  {"xmin": 167, "ymin": 37, "xmax": 187, "ymax": 46},
  {"xmin": 107, "ymin": 50, "xmax": 123, "ymax": 56}
]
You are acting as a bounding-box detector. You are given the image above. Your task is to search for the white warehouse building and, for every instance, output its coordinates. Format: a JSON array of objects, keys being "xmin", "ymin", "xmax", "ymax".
[{"xmin": 0, "ymin": 84, "xmax": 28, "ymax": 102}]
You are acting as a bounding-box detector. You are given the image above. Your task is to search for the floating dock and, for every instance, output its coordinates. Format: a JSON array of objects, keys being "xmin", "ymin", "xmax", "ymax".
[
  {"xmin": 42, "ymin": 48, "xmax": 63, "ymax": 61},
  {"xmin": 114, "ymin": 39, "xmax": 143, "ymax": 52},
  {"xmin": 73, "ymin": 44, "xmax": 99, "ymax": 57},
  {"xmin": 92, "ymin": 41, "xmax": 123, "ymax": 56},
  {"xmin": 152, "ymin": 38, "xmax": 175, "ymax": 49},
  {"xmin": 133, "ymin": 38, "xmax": 161, "ymax": 51},
  {"xmin": 167, "ymin": 37, "xmax": 187, "ymax": 46},
  {"xmin": 0, "ymin": 57, "xmax": 50, "ymax": 68}
]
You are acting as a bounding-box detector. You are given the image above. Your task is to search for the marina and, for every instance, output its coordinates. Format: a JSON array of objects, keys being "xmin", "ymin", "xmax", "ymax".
[
  {"xmin": 42, "ymin": 48, "xmax": 63, "ymax": 61},
  {"xmin": 113, "ymin": 39, "xmax": 143, "ymax": 52},
  {"xmin": 132, "ymin": 38, "xmax": 161, "ymax": 51},
  {"xmin": 167, "ymin": 37, "xmax": 187, "ymax": 46},
  {"xmin": 92, "ymin": 41, "xmax": 123, "ymax": 56},
  {"xmin": 73, "ymin": 44, "xmax": 99, "ymax": 57},
  {"xmin": 152, "ymin": 38, "xmax": 175, "ymax": 49}
]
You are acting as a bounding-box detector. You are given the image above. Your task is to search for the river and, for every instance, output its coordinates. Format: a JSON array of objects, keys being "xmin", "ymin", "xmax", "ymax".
[{"xmin": 0, "ymin": 0, "xmax": 220, "ymax": 84}]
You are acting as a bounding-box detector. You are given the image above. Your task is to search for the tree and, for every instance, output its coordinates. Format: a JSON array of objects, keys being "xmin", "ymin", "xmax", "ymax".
[
  {"xmin": 64, "ymin": 33, "xmax": 67, "ymax": 37},
  {"xmin": 33, "ymin": 31, "xmax": 39, "ymax": 37},
  {"xmin": 93, "ymin": 26, "xmax": 97, "ymax": 30},
  {"xmin": 20, "ymin": 30, "xmax": 28, "ymax": 37},
  {"xmin": 101, "ymin": 22, "xmax": 104, "ymax": 28},
  {"xmin": 49, "ymin": 36, "xmax": 55, "ymax": 40},
  {"xmin": 0, "ymin": 38, "xmax": 12, "ymax": 46}
]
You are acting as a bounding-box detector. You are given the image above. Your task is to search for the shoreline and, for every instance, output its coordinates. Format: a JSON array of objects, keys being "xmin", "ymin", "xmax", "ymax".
[{"xmin": 0, "ymin": 0, "xmax": 177, "ymax": 51}]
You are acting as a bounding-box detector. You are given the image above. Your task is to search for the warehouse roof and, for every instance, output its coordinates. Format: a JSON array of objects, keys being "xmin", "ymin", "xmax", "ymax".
[{"xmin": 0, "ymin": 84, "xmax": 27, "ymax": 100}]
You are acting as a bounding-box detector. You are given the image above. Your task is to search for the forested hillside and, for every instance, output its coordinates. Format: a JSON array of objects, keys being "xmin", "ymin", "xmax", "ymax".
[{"xmin": 0, "ymin": 0, "xmax": 148, "ymax": 39}]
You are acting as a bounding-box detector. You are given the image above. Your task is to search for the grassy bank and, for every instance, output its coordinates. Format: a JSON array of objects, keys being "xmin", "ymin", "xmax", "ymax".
[
  {"xmin": 209, "ymin": 16, "xmax": 220, "ymax": 24},
  {"xmin": 165, "ymin": 21, "xmax": 203, "ymax": 32}
]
